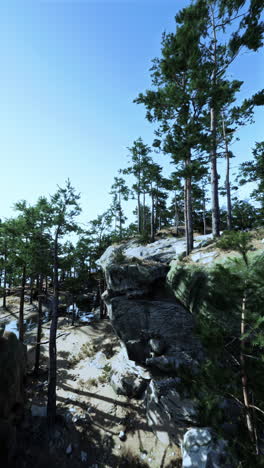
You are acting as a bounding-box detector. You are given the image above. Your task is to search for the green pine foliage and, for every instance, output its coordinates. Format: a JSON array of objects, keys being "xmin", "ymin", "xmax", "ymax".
[{"xmin": 169, "ymin": 246, "xmax": 264, "ymax": 463}]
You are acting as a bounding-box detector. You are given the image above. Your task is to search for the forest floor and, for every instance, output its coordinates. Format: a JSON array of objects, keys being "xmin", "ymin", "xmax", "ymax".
[{"xmin": 0, "ymin": 296, "xmax": 181, "ymax": 468}]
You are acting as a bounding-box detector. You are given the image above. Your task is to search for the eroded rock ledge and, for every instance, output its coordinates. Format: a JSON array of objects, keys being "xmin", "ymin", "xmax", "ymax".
[{"xmin": 97, "ymin": 236, "xmax": 206, "ymax": 445}]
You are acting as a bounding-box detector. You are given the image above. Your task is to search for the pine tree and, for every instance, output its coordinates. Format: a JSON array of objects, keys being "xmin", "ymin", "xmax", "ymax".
[
  {"xmin": 110, "ymin": 176, "xmax": 130, "ymax": 239},
  {"xmin": 135, "ymin": 15, "xmax": 209, "ymax": 253},
  {"xmin": 122, "ymin": 138, "xmax": 151, "ymax": 234},
  {"xmin": 239, "ymin": 141, "xmax": 264, "ymax": 222},
  {"xmin": 46, "ymin": 180, "xmax": 81, "ymax": 429}
]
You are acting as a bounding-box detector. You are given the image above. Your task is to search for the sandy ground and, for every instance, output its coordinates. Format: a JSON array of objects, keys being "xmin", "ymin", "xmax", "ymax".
[{"xmin": 0, "ymin": 296, "xmax": 181, "ymax": 468}]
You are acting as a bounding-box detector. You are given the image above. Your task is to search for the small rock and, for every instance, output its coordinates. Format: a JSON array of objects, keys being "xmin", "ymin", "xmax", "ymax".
[
  {"xmin": 68, "ymin": 407, "xmax": 76, "ymax": 413},
  {"xmin": 54, "ymin": 430, "xmax": 61, "ymax": 439},
  {"xmin": 119, "ymin": 431, "xmax": 126, "ymax": 441},
  {"xmin": 31, "ymin": 404, "xmax": 47, "ymax": 417},
  {"xmin": 66, "ymin": 443, "xmax": 72, "ymax": 455},
  {"xmin": 80, "ymin": 451, "xmax": 88, "ymax": 462}
]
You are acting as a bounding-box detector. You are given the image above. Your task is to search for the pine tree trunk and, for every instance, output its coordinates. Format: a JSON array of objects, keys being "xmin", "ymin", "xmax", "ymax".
[
  {"xmin": 151, "ymin": 192, "xmax": 155, "ymax": 242},
  {"xmin": 210, "ymin": 109, "xmax": 220, "ymax": 237},
  {"xmin": 184, "ymin": 180, "xmax": 190, "ymax": 256},
  {"xmin": 240, "ymin": 295, "xmax": 255, "ymax": 443},
  {"xmin": 203, "ymin": 192, "xmax": 207, "ymax": 236},
  {"xmin": 186, "ymin": 175, "xmax": 193, "ymax": 252},
  {"xmin": 30, "ymin": 276, "xmax": 34, "ymax": 305},
  {"xmin": 174, "ymin": 192, "xmax": 179, "ymax": 236},
  {"xmin": 119, "ymin": 190, "xmax": 122, "ymax": 239},
  {"xmin": 19, "ymin": 265, "xmax": 26, "ymax": 342},
  {"xmin": 184, "ymin": 154, "xmax": 193, "ymax": 255},
  {"xmin": 137, "ymin": 192, "xmax": 141, "ymax": 234},
  {"xmin": 47, "ymin": 232, "xmax": 59, "ymax": 428},
  {"xmin": 142, "ymin": 192, "xmax": 145, "ymax": 232},
  {"xmin": 34, "ymin": 274, "xmax": 43, "ymax": 376},
  {"xmin": 222, "ymin": 116, "xmax": 232, "ymax": 230},
  {"xmin": 3, "ymin": 250, "xmax": 7, "ymax": 309},
  {"xmin": 210, "ymin": 5, "xmax": 220, "ymax": 238}
]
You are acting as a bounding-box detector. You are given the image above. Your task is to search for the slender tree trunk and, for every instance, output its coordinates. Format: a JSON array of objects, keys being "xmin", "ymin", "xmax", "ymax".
[
  {"xmin": 47, "ymin": 232, "xmax": 59, "ymax": 428},
  {"xmin": 137, "ymin": 192, "xmax": 141, "ymax": 234},
  {"xmin": 186, "ymin": 175, "xmax": 193, "ymax": 252},
  {"xmin": 222, "ymin": 116, "xmax": 232, "ymax": 230},
  {"xmin": 19, "ymin": 265, "xmax": 26, "ymax": 342},
  {"xmin": 45, "ymin": 276, "xmax": 48, "ymax": 295},
  {"xmin": 184, "ymin": 179, "xmax": 190, "ymax": 255},
  {"xmin": 142, "ymin": 192, "xmax": 145, "ymax": 232},
  {"xmin": 185, "ymin": 154, "xmax": 193, "ymax": 255},
  {"xmin": 34, "ymin": 274, "xmax": 43, "ymax": 375},
  {"xmin": 174, "ymin": 192, "xmax": 179, "ymax": 236},
  {"xmin": 240, "ymin": 295, "xmax": 255, "ymax": 443},
  {"xmin": 3, "ymin": 249, "xmax": 7, "ymax": 309},
  {"xmin": 203, "ymin": 191, "xmax": 207, "ymax": 236},
  {"xmin": 119, "ymin": 191, "xmax": 122, "ymax": 239},
  {"xmin": 30, "ymin": 276, "xmax": 34, "ymax": 305},
  {"xmin": 210, "ymin": 5, "xmax": 220, "ymax": 238},
  {"xmin": 151, "ymin": 191, "xmax": 155, "ymax": 243}
]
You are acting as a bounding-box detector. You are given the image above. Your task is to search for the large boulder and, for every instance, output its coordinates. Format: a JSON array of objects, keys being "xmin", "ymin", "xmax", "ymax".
[
  {"xmin": 97, "ymin": 234, "xmax": 214, "ymax": 269},
  {"xmin": 0, "ymin": 331, "xmax": 27, "ymax": 464},
  {"xmin": 105, "ymin": 262, "xmax": 168, "ymax": 296},
  {"xmin": 110, "ymin": 348, "xmax": 150, "ymax": 398},
  {"xmin": 181, "ymin": 427, "xmax": 234, "ymax": 467},
  {"xmin": 145, "ymin": 378, "xmax": 197, "ymax": 445},
  {"xmin": 106, "ymin": 296, "xmax": 202, "ymax": 366}
]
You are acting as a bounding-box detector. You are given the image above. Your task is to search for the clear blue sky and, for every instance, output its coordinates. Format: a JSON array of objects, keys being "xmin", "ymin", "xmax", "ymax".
[{"xmin": 0, "ymin": 0, "xmax": 263, "ymax": 226}]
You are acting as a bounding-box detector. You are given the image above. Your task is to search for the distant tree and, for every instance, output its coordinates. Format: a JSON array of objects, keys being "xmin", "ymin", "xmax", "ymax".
[
  {"xmin": 239, "ymin": 141, "xmax": 264, "ymax": 222},
  {"xmin": 232, "ymin": 200, "xmax": 259, "ymax": 230},
  {"xmin": 110, "ymin": 176, "xmax": 130, "ymax": 238},
  {"xmin": 123, "ymin": 138, "xmax": 151, "ymax": 234},
  {"xmin": 47, "ymin": 180, "xmax": 81, "ymax": 429}
]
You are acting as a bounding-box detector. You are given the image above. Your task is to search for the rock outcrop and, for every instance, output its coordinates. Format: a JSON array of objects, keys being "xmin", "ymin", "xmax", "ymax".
[
  {"xmin": 98, "ymin": 237, "xmax": 204, "ymax": 371},
  {"xmin": 145, "ymin": 378, "xmax": 197, "ymax": 445},
  {"xmin": 0, "ymin": 331, "xmax": 27, "ymax": 464},
  {"xmin": 110, "ymin": 347, "xmax": 150, "ymax": 398},
  {"xmin": 181, "ymin": 427, "xmax": 234, "ymax": 467},
  {"xmin": 98, "ymin": 236, "xmax": 206, "ymax": 444}
]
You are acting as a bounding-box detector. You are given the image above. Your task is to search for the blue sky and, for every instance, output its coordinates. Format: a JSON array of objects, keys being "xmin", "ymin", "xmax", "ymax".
[{"xmin": 0, "ymin": 0, "xmax": 263, "ymax": 227}]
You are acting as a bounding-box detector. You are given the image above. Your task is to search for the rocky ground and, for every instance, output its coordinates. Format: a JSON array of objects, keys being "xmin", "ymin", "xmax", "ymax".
[{"xmin": 0, "ymin": 296, "xmax": 181, "ymax": 468}]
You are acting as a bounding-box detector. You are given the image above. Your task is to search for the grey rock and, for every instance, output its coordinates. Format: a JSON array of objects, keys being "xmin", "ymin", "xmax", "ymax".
[
  {"xmin": 98, "ymin": 234, "xmax": 214, "ymax": 269},
  {"xmin": 119, "ymin": 430, "xmax": 126, "ymax": 441},
  {"xmin": 181, "ymin": 428, "xmax": 234, "ymax": 468},
  {"xmin": 110, "ymin": 348, "xmax": 150, "ymax": 398},
  {"xmin": 66, "ymin": 443, "xmax": 72, "ymax": 455},
  {"xmin": 146, "ymin": 353, "xmax": 199, "ymax": 373},
  {"xmin": 105, "ymin": 263, "xmax": 168, "ymax": 296},
  {"xmin": 31, "ymin": 405, "xmax": 47, "ymax": 417},
  {"xmin": 107, "ymin": 297, "xmax": 202, "ymax": 365},
  {"xmin": 80, "ymin": 451, "xmax": 88, "ymax": 462},
  {"xmin": 89, "ymin": 351, "xmax": 108, "ymax": 369},
  {"xmin": 149, "ymin": 337, "xmax": 166, "ymax": 355},
  {"xmin": 145, "ymin": 379, "xmax": 197, "ymax": 445}
]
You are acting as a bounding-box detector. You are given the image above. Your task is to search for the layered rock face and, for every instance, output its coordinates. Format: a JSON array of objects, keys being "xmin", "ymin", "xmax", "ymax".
[
  {"xmin": 98, "ymin": 239, "xmax": 204, "ymax": 371},
  {"xmin": 0, "ymin": 331, "xmax": 27, "ymax": 464},
  {"xmin": 98, "ymin": 237, "xmax": 206, "ymax": 444}
]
